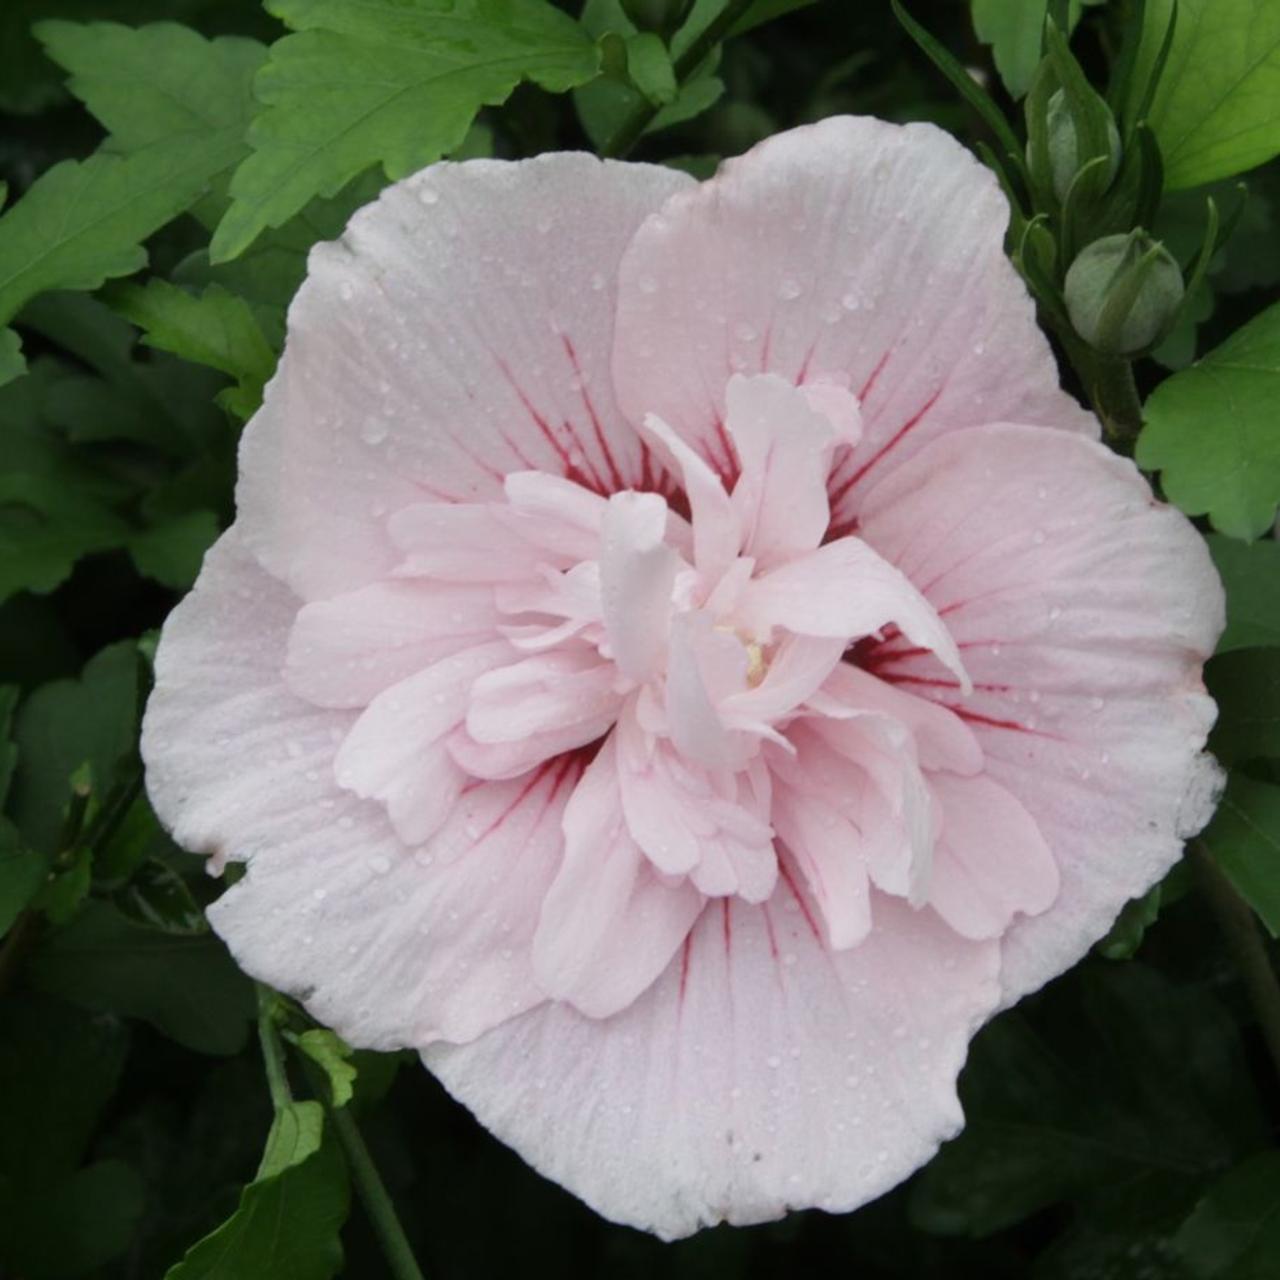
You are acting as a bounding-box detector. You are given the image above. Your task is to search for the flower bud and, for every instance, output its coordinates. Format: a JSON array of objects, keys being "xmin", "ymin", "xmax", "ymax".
[
  {"xmin": 1042, "ymin": 89, "xmax": 1121, "ymax": 204},
  {"xmin": 620, "ymin": 0, "xmax": 692, "ymax": 35},
  {"xmin": 1064, "ymin": 231, "xmax": 1185, "ymax": 355}
]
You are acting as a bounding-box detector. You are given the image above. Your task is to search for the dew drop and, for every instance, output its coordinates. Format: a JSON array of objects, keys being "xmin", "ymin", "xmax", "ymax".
[
  {"xmin": 638, "ymin": 275, "xmax": 658, "ymax": 294},
  {"xmin": 777, "ymin": 277, "xmax": 803, "ymax": 301},
  {"xmin": 361, "ymin": 419, "xmax": 389, "ymax": 446},
  {"xmin": 416, "ymin": 186, "xmax": 439, "ymax": 205}
]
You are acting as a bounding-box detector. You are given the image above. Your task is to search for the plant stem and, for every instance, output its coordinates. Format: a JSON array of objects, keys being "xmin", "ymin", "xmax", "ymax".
[
  {"xmin": 256, "ymin": 984, "xmax": 294, "ymax": 1108},
  {"xmin": 1061, "ymin": 330, "xmax": 1145, "ymax": 441},
  {"xmin": 298, "ymin": 1056, "xmax": 426, "ymax": 1280},
  {"xmin": 1189, "ymin": 841, "xmax": 1280, "ymax": 1082},
  {"xmin": 602, "ymin": 0, "xmax": 759, "ymax": 158}
]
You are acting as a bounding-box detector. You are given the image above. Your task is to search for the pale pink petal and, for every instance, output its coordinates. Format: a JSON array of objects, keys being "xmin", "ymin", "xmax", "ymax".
[
  {"xmin": 388, "ymin": 503, "xmax": 557, "ymax": 581},
  {"xmin": 726, "ymin": 373, "xmax": 835, "ymax": 563},
  {"xmin": 720, "ymin": 634, "xmax": 847, "ymax": 727},
  {"xmin": 927, "ymin": 773, "xmax": 1058, "ymax": 940},
  {"xmin": 427, "ymin": 881, "xmax": 999, "ymax": 1239},
  {"xmin": 801, "ymin": 380, "xmax": 862, "ymax": 448},
  {"xmin": 333, "ymin": 643, "xmax": 512, "ymax": 844},
  {"xmin": 141, "ymin": 532, "xmax": 569, "ymax": 1049},
  {"xmin": 770, "ymin": 782, "xmax": 871, "ymax": 948},
  {"xmin": 239, "ymin": 155, "xmax": 694, "ymax": 599},
  {"xmin": 737, "ymin": 536, "xmax": 968, "ymax": 688},
  {"xmin": 855, "ymin": 423, "xmax": 1223, "ymax": 1000},
  {"xmin": 642, "ymin": 413, "xmax": 739, "ymax": 584},
  {"xmin": 284, "ymin": 580, "xmax": 499, "ymax": 709},
  {"xmin": 612, "ymin": 117, "xmax": 1093, "ymax": 537},
  {"xmin": 447, "ymin": 723, "xmax": 608, "ymax": 782},
  {"xmin": 665, "ymin": 611, "xmax": 750, "ymax": 768},
  {"xmin": 599, "ymin": 491, "xmax": 680, "ymax": 681},
  {"xmin": 792, "ymin": 718, "xmax": 934, "ymax": 906},
  {"xmin": 466, "ymin": 650, "xmax": 622, "ymax": 743},
  {"xmin": 812, "ymin": 663, "xmax": 982, "ymax": 775},
  {"xmin": 532, "ymin": 734, "xmax": 704, "ymax": 1018}
]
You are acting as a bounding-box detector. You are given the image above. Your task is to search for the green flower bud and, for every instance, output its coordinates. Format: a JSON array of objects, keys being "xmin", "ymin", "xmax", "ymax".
[
  {"xmin": 1040, "ymin": 89, "xmax": 1121, "ymax": 204},
  {"xmin": 1064, "ymin": 231, "xmax": 1185, "ymax": 356},
  {"xmin": 620, "ymin": 0, "xmax": 692, "ymax": 35}
]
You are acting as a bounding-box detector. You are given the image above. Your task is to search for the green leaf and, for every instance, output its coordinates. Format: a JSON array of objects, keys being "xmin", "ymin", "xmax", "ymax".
[
  {"xmin": 911, "ymin": 962, "xmax": 1263, "ymax": 1237},
  {"xmin": 0, "ymin": 327, "xmax": 24, "ymax": 389},
  {"xmin": 728, "ymin": 0, "xmax": 819, "ymax": 35},
  {"xmin": 971, "ymin": 0, "xmax": 1087, "ymax": 99},
  {"xmin": 128, "ymin": 510, "xmax": 221, "ymax": 590},
  {"xmin": 35, "ymin": 841, "xmax": 93, "ymax": 926},
  {"xmin": 115, "ymin": 857, "xmax": 208, "ymax": 934},
  {"xmin": 211, "ymin": 0, "xmax": 601, "ymax": 262},
  {"xmin": 257, "ymin": 1101, "xmax": 325, "ymax": 1179},
  {"xmin": 1096, "ymin": 881, "xmax": 1164, "ymax": 959},
  {"xmin": 110, "ymin": 280, "xmax": 276, "ymax": 420},
  {"xmin": 626, "ymin": 31, "xmax": 678, "ymax": 106},
  {"xmin": 10, "ymin": 642, "xmax": 140, "ymax": 855},
  {"xmin": 0, "ymin": 994, "xmax": 138, "ymax": 1276},
  {"xmin": 1137, "ymin": 300, "xmax": 1280, "ymax": 539},
  {"xmin": 1200, "ymin": 774, "xmax": 1280, "ymax": 937},
  {"xmin": 0, "ymin": 471, "xmax": 131, "ymax": 603},
  {"xmin": 1207, "ymin": 649, "xmax": 1280, "ymax": 764},
  {"xmin": 28, "ymin": 899, "xmax": 255, "ymax": 1054},
  {"xmin": 4, "ymin": 1158, "xmax": 147, "ymax": 1280},
  {"xmin": 0, "ymin": 683, "xmax": 18, "ymax": 806},
  {"xmin": 296, "ymin": 1029, "xmax": 357, "ymax": 1108},
  {"xmin": 0, "ymin": 819, "xmax": 47, "ymax": 937},
  {"xmin": 35, "ymin": 21, "xmax": 266, "ymax": 163},
  {"xmin": 1208, "ymin": 535, "xmax": 1280, "ymax": 653},
  {"xmin": 165, "ymin": 1135, "xmax": 350, "ymax": 1280},
  {"xmin": 1132, "ymin": 0, "xmax": 1280, "ymax": 189},
  {"xmin": 576, "ymin": 0, "xmax": 723, "ymax": 150},
  {"xmin": 0, "ymin": 149, "xmax": 212, "ymax": 332},
  {"xmin": 1175, "ymin": 1151, "xmax": 1280, "ymax": 1278}
]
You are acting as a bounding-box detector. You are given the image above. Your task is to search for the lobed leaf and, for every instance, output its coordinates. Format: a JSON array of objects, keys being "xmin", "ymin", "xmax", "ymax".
[
  {"xmin": 1138, "ymin": 300, "xmax": 1280, "ymax": 539},
  {"xmin": 211, "ymin": 0, "xmax": 602, "ymax": 262}
]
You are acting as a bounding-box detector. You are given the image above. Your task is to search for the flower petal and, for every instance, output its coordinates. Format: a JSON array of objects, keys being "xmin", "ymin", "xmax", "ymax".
[
  {"xmin": 141, "ymin": 531, "xmax": 570, "ymax": 1048},
  {"xmin": 284, "ymin": 580, "xmax": 499, "ymax": 709},
  {"xmin": 239, "ymin": 154, "xmax": 694, "ymax": 599},
  {"xmin": 737, "ymin": 536, "xmax": 968, "ymax": 688},
  {"xmin": 855, "ymin": 423, "xmax": 1223, "ymax": 1001},
  {"xmin": 532, "ymin": 734, "xmax": 704, "ymax": 1019},
  {"xmin": 599, "ymin": 491, "xmax": 681, "ymax": 681},
  {"xmin": 333, "ymin": 642, "xmax": 512, "ymax": 844},
  {"xmin": 926, "ymin": 773, "xmax": 1059, "ymax": 940},
  {"xmin": 612, "ymin": 116, "xmax": 1093, "ymax": 534},
  {"xmin": 427, "ymin": 880, "xmax": 999, "ymax": 1239}
]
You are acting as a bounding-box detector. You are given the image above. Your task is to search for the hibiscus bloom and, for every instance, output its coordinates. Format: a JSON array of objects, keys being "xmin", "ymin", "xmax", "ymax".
[{"xmin": 143, "ymin": 116, "xmax": 1223, "ymax": 1237}]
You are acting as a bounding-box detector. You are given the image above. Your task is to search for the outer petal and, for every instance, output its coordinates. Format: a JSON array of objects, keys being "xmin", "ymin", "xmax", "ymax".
[
  {"xmin": 142, "ymin": 531, "xmax": 573, "ymax": 1048},
  {"xmin": 856, "ymin": 423, "xmax": 1224, "ymax": 1002},
  {"xmin": 612, "ymin": 116, "xmax": 1094, "ymax": 527},
  {"xmin": 427, "ymin": 880, "xmax": 1000, "ymax": 1239},
  {"xmin": 239, "ymin": 154, "xmax": 694, "ymax": 599}
]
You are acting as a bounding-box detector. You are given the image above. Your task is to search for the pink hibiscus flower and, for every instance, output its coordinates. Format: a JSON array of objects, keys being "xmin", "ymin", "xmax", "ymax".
[{"xmin": 143, "ymin": 116, "xmax": 1224, "ymax": 1237}]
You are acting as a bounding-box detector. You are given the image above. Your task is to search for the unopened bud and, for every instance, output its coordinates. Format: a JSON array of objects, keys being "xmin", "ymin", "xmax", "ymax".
[
  {"xmin": 620, "ymin": 0, "xmax": 692, "ymax": 35},
  {"xmin": 1064, "ymin": 231, "xmax": 1185, "ymax": 355},
  {"xmin": 1042, "ymin": 89, "xmax": 1121, "ymax": 204}
]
